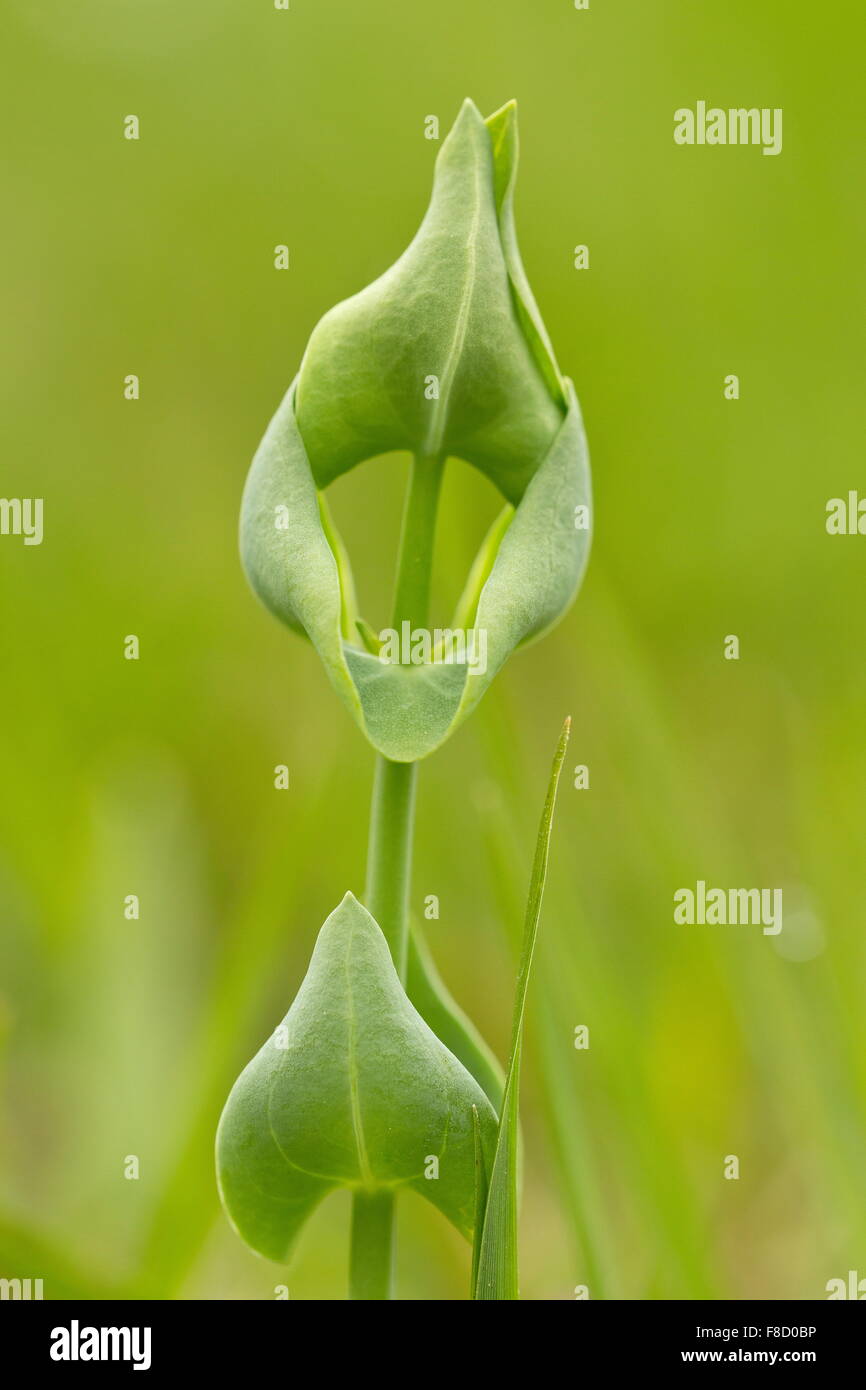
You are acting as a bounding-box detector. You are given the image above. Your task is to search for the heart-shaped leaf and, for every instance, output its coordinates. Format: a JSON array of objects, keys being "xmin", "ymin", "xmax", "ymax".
[
  {"xmin": 295, "ymin": 99, "xmax": 563, "ymax": 503},
  {"xmin": 216, "ymin": 893, "xmax": 498, "ymax": 1262}
]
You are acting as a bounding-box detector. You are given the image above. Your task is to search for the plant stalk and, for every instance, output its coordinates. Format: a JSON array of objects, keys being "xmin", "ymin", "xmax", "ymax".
[
  {"xmin": 365, "ymin": 756, "xmax": 417, "ymax": 984},
  {"xmin": 389, "ymin": 452, "xmax": 444, "ymax": 632},
  {"xmin": 349, "ymin": 1190, "xmax": 395, "ymax": 1300},
  {"xmin": 349, "ymin": 452, "xmax": 444, "ymax": 1300}
]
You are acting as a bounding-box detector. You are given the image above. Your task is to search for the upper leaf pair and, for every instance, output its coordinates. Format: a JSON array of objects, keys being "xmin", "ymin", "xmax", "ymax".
[{"xmin": 241, "ymin": 99, "xmax": 591, "ymax": 760}]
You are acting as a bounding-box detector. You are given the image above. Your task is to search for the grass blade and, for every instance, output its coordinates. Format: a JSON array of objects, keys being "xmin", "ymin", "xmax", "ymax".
[
  {"xmin": 473, "ymin": 716, "xmax": 571, "ymax": 1299},
  {"xmin": 470, "ymin": 1104, "xmax": 489, "ymax": 1296}
]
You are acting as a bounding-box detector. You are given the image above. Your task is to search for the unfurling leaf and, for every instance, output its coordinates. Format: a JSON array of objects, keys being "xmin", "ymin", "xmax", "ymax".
[
  {"xmin": 240, "ymin": 100, "xmax": 591, "ymax": 762},
  {"xmin": 216, "ymin": 893, "xmax": 498, "ymax": 1262}
]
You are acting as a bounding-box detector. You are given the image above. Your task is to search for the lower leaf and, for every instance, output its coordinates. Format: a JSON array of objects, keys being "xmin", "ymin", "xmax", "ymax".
[{"xmin": 216, "ymin": 892, "xmax": 498, "ymax": 1263}]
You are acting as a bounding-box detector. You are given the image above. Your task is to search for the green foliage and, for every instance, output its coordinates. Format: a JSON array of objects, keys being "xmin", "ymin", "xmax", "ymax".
[
  {"xmin": 240, "ymin": 100, "xmax": 591, "ymax": 762},
  {"xmin": 3, "ymin": 7, "xmax": 863, "ymax": 1306},
  {"xmin": 473, "ymin": 718, "xmax": 570, "ymax": 1299},
  {"xmin": 224, "ymin": 100, "xmax": 589, "ymax": 1298},
  {"xmin": 216, "ymin": 893, "xmax": 498, "ymax": 1262},
  {"xmin": 295, "ymin": 101, "xmax": 564, "ymax": 498}
]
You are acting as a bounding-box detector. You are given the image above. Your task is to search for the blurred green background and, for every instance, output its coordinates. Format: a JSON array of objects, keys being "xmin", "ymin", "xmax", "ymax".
[{"xmin": 1, "ymin": 0, "xmax": 864, "ymax": 1300}]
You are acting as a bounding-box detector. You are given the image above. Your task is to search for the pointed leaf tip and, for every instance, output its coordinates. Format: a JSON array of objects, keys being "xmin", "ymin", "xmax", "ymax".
[{"xmin": 217, "ymin": 894, "xmax": 498, "ymax": 1262}]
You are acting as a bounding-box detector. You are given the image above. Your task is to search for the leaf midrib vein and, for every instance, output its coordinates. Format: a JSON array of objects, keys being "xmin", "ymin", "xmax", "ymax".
[
  {"xmin": 345, "ymin": 918, "xmax": 376, "ymax": 1188},
  {"xmin": 423, "ymin": 155, "xmax": 482, "ymax": 458}
]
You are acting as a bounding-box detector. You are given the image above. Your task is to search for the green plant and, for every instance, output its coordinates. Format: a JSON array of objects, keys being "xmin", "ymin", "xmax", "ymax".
[{"xmin": 217, "ymin": 98, "xmax": 591, "ymax": 1299}]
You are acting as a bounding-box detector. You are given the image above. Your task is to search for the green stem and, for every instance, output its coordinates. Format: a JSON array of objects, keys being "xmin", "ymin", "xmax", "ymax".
[
  {"xmin": 390, "ymin": 452, "xmax": 444, "ymax": 630},
  {"xmin": 349, "ymin": 1190, "xmax": 395, "ymax": 1300},
  {"xmin": 349, "ymin": 452, "xmax": 444, "ymax": 1301},
  {"xmin": 365, "ymin": 757, "xmax": 417, "ymax": 984}
]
